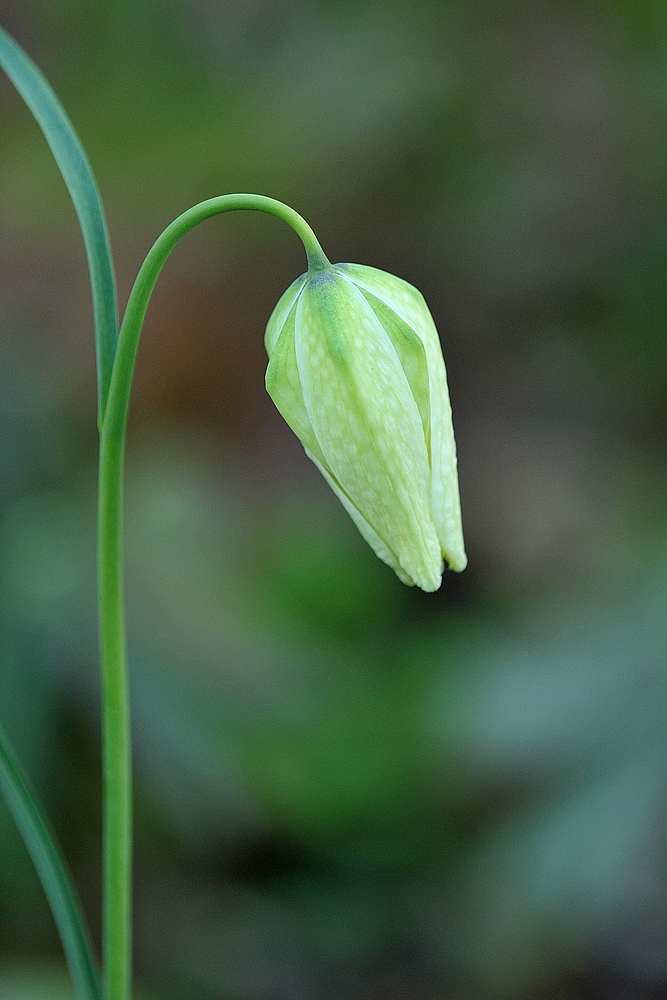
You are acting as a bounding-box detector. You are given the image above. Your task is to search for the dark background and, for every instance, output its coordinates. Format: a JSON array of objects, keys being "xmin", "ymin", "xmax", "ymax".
[{"xmin": 1, "ymin": 1, "xmax": 667, "ymax": 997}]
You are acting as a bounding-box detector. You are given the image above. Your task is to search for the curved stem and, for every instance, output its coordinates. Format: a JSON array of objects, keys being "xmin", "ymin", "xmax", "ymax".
[{"xmin": 98, "ymin": 194, "xmax": 328, "ymax": 1000}]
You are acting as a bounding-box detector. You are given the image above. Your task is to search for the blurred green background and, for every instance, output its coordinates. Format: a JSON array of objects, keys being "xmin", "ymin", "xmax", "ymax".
[{"xmin": 2, "ymin": 1, "xmax": 667, "ymax": 997}]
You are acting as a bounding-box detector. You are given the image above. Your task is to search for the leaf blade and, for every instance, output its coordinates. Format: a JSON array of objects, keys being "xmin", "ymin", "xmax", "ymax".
[
  {"xmin": 0, "ymin": 24, "xmax": 118, "ymax": 423},
  {"xmin": 0, "ymin": 723, "xmax": 101, "ymax": 1000}
]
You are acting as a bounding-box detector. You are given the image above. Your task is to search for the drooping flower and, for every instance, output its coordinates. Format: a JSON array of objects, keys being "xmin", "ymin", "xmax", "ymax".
[{"xmin": 265, "ymin": 261, "xmax": 466, "ymax": 592}]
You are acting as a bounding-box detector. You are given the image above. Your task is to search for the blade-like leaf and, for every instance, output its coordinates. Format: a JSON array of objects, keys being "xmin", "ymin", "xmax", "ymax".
[
  {"xmin": 0, "ymin": 24, "xmax": 118, "ymax": 424},
  {"xmin": 0, "ymin": 722, "xmax": 101, "ymax": 1000}
]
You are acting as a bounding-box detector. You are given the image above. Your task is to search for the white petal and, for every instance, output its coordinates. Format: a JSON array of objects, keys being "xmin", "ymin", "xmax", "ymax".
[
  {"xmin": 339, "ymin": 264, "xmax": 466, "ymax": 572},
  {"xmin": 264, "ymin": 273, "xmax": 307, "ymax": 358},
  {"xmin": 265, "ymin": 298, "xmax": 326, "ymax": 467},
  {"xmin": 295, "ymin": 273, "xmax": 443, "ymax": 591},
  {"xmin": 306, "ymin": 448, "xmax": 415, "ymax": 587}
]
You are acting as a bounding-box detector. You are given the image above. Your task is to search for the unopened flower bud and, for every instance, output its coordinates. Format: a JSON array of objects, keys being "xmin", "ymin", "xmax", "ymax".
[{"xmin": 265, "ymin": 261, "xmax": 466, "ymax": 592}]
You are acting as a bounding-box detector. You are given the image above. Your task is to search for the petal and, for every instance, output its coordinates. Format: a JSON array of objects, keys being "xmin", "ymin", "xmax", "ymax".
[
  {"xmin": 348, "ymin": 283, "xmax": 431, "ymax": 447},
  {"xmin": 265, "ymin": 297, "xmax": 327, "ymax": 468},
  {"xmin": 306, "ymin": 448, "xmax": 414, "ymax": 587},
  {"xmin": 338, "ymin": 263, "xmax": 467, "ymax": 572},
  {"xmin": 264, "ymin": 272, "xmax": 307, "ymax": 358},
  {"xmin": 335, "ymin": 264, "xmax": 433, "ymax": 339},
  {"xmin": 295, "ymin": 272, "xmax": 443, "ymax": 592}
]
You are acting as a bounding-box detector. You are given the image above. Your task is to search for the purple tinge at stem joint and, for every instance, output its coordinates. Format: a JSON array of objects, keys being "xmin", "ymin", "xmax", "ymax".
[{"xmin": 265, "ymin": 261, "xmax": 466, "ymax": 592}]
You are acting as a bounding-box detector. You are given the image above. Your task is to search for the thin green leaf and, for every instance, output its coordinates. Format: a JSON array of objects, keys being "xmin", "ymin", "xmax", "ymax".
[
  {"xmin": 0, "ymin": 722, "xmax": 101, "ymax": 1000},
  {"xmin": 0, "ymin": 24, "xmax": 118, "ymax": 425}
]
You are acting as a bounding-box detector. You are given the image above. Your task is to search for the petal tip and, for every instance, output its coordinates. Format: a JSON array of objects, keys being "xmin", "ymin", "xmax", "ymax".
[{"xmin": 446, "ymin": 549, "xmax": 468, "ymax": 573}]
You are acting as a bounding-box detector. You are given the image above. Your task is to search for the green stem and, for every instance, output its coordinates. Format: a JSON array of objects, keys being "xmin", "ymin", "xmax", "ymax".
[{"xmin": 98, "ymin": 194, "xmax": 328, "ymax": 1000}]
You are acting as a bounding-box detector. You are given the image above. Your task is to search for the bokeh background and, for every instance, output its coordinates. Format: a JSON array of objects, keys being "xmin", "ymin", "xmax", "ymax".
[{"xmin": 1, "ymin": 1, "xmax": 667, "ymax": 997}]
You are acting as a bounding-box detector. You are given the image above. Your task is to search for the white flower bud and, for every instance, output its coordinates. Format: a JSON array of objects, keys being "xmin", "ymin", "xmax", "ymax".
[{"xmin": 265, "ymin": 262, "xmax": 466, "ymax": 592}]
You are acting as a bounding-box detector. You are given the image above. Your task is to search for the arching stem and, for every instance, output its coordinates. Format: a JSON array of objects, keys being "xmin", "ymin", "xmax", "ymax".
[{"xmin": 98, "ymin": 194, "xmax": 328, "ymax": 1000}]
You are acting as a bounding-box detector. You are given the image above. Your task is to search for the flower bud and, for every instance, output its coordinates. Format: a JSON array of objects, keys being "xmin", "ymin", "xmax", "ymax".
[{"xmin": 265, "ymin": 262, "xmax": 466, "ymax": 592}]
